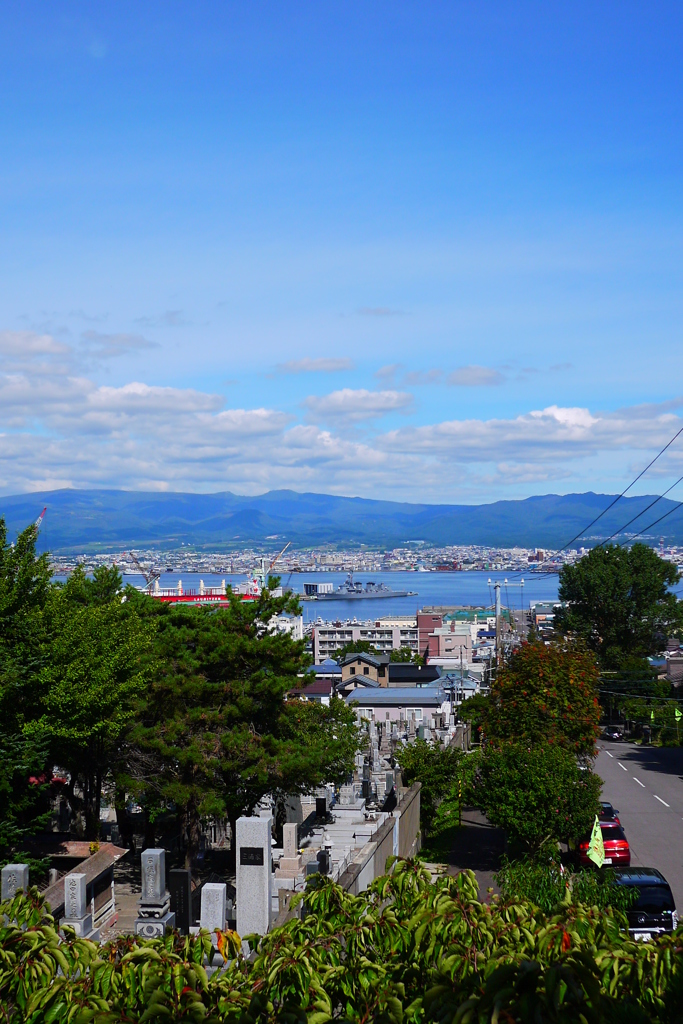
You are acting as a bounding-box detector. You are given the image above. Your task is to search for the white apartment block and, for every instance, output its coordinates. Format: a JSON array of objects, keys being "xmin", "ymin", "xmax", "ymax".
[{"xmin": 312, "ymin": 616, "xmax": 418, "ymax": 663}]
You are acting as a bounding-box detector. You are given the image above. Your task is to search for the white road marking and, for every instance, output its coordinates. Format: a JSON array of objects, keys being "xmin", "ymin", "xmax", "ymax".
[
  {"xmin": 618, "ymin": 763, "xmax": 628, "ymax": 771},
  {"xmin": 606, "ymin": 751, "xmax": 614, "ymax": 758},
  {"xmin": 633, "ymin": 777, "xmax": 645, "ymax": 788},
  {"xmin": 654, "ymin": 796, "xmax": 670, "ymax": 807}
]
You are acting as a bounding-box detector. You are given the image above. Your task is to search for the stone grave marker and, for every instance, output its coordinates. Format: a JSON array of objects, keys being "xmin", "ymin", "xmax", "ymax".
[
  {"xmin": 60, "ymin": 873, "xmax": 99, "ymax": 939},
  {"xmin": 1, "ymin": 864, "xmax": 29, "ymax": 901},
  {"xmin": 236, "ymin": 815, "xmax": 272, "ymax": 938},
  {"xmin": 169, "ymin": 869, "xmax": 193, "ymax": 934},
  {"xmin": 200, "ymin": 883, "xmax": 227, "ymax": 935},
  {"xmin": 135, "ymin": 848, "xmax": 175, "ymax": 938}
]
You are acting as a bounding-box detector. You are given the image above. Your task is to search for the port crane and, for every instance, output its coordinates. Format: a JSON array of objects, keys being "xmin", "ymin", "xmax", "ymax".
[
  {"xmin": 125, "ymin": 551, "xmax": 161, "ymax": 594},
  {"xmin": 34, "ymin": 507, "xmax": 47, "ymax": 532},
  {"xmin": 253, "ymin": 541, "xmax": 291, "ymax": 591}
]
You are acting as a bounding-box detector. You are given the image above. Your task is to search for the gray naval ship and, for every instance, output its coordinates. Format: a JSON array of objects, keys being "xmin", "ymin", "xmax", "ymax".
[{"xmin": 303, "ymin": 572, "xmax": 417, "ymax": 600}]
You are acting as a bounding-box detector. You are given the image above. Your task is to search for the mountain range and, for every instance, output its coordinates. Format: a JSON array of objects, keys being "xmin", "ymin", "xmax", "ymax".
[{"xmin": 2, "ymin": 488, "xmax": 683, "ymax": 553}]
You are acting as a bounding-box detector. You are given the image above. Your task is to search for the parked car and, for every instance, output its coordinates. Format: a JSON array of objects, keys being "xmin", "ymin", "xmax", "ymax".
[
  {"xmin": 599, "ymin": 801, "xmax": 621, "ymax": 825},
  {"xmin": 578, "ymin": 821, "xmax": 630, "ymax": 867},
  {"xmin": 610, "ymin": 867, "xmax": 678, "ymax": 939},
  {"xmin": 601, "ymin": 727, "xmax": 622, "ymax": 741}
]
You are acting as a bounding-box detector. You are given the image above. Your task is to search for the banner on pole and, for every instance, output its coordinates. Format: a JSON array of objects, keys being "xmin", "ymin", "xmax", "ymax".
[{"xmin": 587, "ymin": 815, "xmax": 605, "ymax": 868}]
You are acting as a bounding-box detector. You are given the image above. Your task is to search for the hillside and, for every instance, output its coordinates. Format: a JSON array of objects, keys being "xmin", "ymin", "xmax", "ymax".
[{"xmin": 2, "ymin": 488, "xmax": 682, "ymax": 553}]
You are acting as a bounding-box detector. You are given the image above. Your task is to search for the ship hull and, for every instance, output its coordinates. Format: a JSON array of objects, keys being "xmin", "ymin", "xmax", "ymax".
[{"xmin": 304, "ymin": 590, "xmax": 416, "ymax": 600}]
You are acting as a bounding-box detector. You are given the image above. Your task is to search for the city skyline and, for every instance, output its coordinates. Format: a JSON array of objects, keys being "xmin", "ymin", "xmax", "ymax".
[{"xmin": 1, "ymin": 3, "xmax": 683, "ymax": 501}]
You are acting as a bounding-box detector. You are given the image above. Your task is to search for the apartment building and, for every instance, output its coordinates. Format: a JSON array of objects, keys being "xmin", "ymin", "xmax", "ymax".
[{"xmin": 312, "ymin": 616, "xmax": 419, "ymax": 663}]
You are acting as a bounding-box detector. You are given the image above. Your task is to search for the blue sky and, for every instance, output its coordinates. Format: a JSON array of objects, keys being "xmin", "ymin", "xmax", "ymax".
[{"xmin": 1, "ymin": 2, "xmax": 683, "ymax": 502}]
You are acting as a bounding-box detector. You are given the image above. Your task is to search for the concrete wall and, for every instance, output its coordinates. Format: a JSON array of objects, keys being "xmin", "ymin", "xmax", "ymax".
[{"xmin": 395, "ymin": 782, "xmax": 421, "ymax": 859}]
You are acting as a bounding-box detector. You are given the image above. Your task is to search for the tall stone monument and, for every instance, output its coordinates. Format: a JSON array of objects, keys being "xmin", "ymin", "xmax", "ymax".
[
  {"xmin": 236, "ymin": 815, "xmax": 272, "ymax": 938},
  {"xmin": 135, "ymin": 848, "xmax": 176, "ymax": 937},
  {"xmin": 169, "ymin": 869, "xmax": 193, "ymax": 934}
]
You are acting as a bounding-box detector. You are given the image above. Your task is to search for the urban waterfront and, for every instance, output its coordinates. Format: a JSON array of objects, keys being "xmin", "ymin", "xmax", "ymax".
[{"xmin": 114, "ymin": 569, "xmax": 562, "ymax": 619}]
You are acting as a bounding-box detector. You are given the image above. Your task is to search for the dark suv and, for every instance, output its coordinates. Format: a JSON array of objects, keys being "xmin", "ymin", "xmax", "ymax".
[{"xmin": 610, "ymin": 868, "xmax": 679, "ymax": 939}]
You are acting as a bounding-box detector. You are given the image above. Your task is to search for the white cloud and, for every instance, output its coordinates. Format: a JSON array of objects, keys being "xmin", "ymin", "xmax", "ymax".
[
  {"xmin": 277, "ymin": 358, "xmax": 354, "ymax": 373},
  {"xmin": 1, "ymin": 333, "xmax": 682, "ymax": 501},
  {"xmin": 448, "ymin": 365, "xmax": 505, "ymax": 387},
  {"xmin": 0, "ymin": 330, "xmax": 69, "ymax": 356},
  {"xmin": 304, "ymin": 388, "xmax": 413, "ymax": 423}
]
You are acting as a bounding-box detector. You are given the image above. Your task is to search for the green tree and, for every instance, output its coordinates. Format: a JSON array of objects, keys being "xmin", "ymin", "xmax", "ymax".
[
  {"xmin": 335, "ymin": 639, "xmax": 381, "ymax": 660},
  {"xmin": 556, "ymin": 542, "xmax": 682, "ymax": 668},
  {"xmin": 129, "ymin": 589, "xmax": 361, "ymax": 865},
  {"xmin": 32, "ymin": 568, "xmax": 156, "ymax": 838},
  {"xmin": 458, "ymin": 693, "xmax": 491, "ymax": 739},
  {"xmin": 398, "ymin": 738, "xmax": 464, "ymax": 834},
  {"xmin": 389, "ymin": 646, "xmax": 424, "ymax": 663},
  {"xmin": 486, "ymin": 641, "xmax": 602, "ymax": 756},
  {"xmin": 476, "ymin": 743, "xmax": 602, "ymax": 855},
  {"xmin": 0, "ymin": 518, "xmax": 53, "ymax": 862}
]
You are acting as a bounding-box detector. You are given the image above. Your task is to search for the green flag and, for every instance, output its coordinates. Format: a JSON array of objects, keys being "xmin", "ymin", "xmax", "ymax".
[
  {"xmin": 675, "ymin": 708, "xmax": 682, "ymax": 723},
  {"xmin": 587, "ymin": 815, "xmax": 605, "ymax": 868}
]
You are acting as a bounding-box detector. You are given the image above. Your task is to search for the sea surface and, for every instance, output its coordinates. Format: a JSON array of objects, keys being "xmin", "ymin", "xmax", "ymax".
[{"xmin": 115, "ymin": 569, "xmax": 565, "ymax": 621}]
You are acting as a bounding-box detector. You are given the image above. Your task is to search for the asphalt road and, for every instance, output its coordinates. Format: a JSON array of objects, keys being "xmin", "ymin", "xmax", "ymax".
[{"xmin": 596, "ymin": 740, "xmax": 683, "ymax": 911}]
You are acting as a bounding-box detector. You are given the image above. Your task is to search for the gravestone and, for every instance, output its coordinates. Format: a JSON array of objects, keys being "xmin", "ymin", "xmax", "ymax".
[
  {"xmin": 1, "ymin": 864, "xmax": 29, "ymax": 900},
  {"xmin": 236, "ymin": 815, "xmax": 272, "ymax": 938},
  {"xmin": 200, "ymin": 882, "xmax": 227, "ymax": 935},
  {"xmin": 315, "ymin": 797, "xmax": 327, "ymax": 818},
  {"xmin": 276, "ymin": 822, "xmax": 302, "ymax": 879},
  {"xmin": 60, "ymin": 873, "xmax": 99, "ymax": 939},
  {"xmin": 135, "ymin": 848, "xmax": 175, "ymax": 938},
  {"xmin": 169, "ymin": 869, "xmax": 193, "ymax": 934}
]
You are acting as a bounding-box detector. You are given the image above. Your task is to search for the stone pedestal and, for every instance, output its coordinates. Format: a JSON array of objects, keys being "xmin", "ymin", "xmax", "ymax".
[
  {"xmin": 135, "ymin": 848, "xmax": 175, "ymax": 938},
  {"xmin": 1, "ymin": 864, "xmax": 29, "ymax": 900},
  {"xmin": 236, "ymin": 815, "xmax": 272, "ymax": 938},
  {"xmin": 60, "ymin": 873, "xmax": 100, "ymax": 940}
]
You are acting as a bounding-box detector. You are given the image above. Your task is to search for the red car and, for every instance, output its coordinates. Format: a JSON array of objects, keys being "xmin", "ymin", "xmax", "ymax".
[{"xmin": 578, "ymin": 821, "xmax": 631, "ymax": 867}]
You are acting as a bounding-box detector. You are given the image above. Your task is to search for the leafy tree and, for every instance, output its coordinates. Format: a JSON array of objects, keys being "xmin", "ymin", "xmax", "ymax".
[
  {"xmin": 486, "ymin": 640, "xmax": 601, "ymax": 756},
  {"xmin": 3, "ymin": 862, "xmax": 683, "ymax": 1023},
  {"xmin": 459, "ymin": 693, "xmax": 491, "ymax": 739},
  {"xmin": 556, "ymin": 542, "xmax": 682, "ymax": 668},
  {"xmin": 31, "ymin": 569, "xmax": 156, "ymax": 838},
  {"xmin": 0, "ymin": 731, "xmax": 52, "ymax": 866},
  {"xmin": 389, "ymin": 646, "xmax": 424, "ymax": 663},
  {"xmin": 397, "ymin": 738, "xmax": 464, "ymax": 834},
  {"xmin": 495, "ymin": 858, "xmax": 637, "ymax": 914},
  {"xmin": 475, "ymin": 743, "xmax": 602, "ymax": 855},
  {"xmin": 335, "ymin": 639, "xmax": 381, "ymax": 660},
  {"xmin": 128, "ymin": 589, "xmax": 361, "ymax": 865},
  {"xmin": 0, "ymin": 518, "xmax": 53, "ymax": 862}
]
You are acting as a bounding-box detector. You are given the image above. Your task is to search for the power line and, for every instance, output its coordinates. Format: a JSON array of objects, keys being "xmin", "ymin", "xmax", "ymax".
[{"xmin": 502, "ymin": 422, "xmax": 683, "ymax": 581}]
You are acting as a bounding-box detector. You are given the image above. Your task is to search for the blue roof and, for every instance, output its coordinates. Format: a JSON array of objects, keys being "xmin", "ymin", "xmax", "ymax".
[
  {"xmin": 345, "ymin": 686, "xmax": 447, "ymax": 706},
  {"xmin": 312, "ymin": 660, "xmax": 342, "ymax": 675}
]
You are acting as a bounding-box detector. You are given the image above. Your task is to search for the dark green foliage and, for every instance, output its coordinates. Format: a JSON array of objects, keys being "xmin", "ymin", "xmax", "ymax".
[
  {"xmin": 128, "ymin": 588, "xmax": 361, "ymax": 864},
  {"xmin": 496, "ymin": 858, "xmax": 638, "ymax": 914},
  {"xmin": 458, "ymin": 692, "xmax": 491, "ymax": 738},
  {"xmin": 556, "ymin": 543, "xmax": 682, "ymax": 669},
  {"xmin": 397, "ymin": 738, "xmax": 463, "ymax": 834},
  {"xmin": 3, "ymin": 863, "xmax": 683, "ymax": 1023},
  {"xmin": 475, "ymin": 743, "xmax": 602, "ymax": 855}
]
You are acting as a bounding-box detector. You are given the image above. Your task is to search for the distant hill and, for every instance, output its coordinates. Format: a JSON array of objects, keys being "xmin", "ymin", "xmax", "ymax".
[{"xmin": 2, "ymin": 488, "xmax": 683, "ymax": 553}]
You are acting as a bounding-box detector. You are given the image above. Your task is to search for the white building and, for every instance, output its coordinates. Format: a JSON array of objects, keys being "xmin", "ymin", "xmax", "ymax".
[{"xmin": 312, "ymin": 616, "xmax": 418, "ymax": 662}]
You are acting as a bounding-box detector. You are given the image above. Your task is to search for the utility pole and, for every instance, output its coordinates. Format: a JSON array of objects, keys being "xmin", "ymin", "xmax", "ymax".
[{"xmin": 494, "ymin": 580, "xmax": 502, "ymax": 672}]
